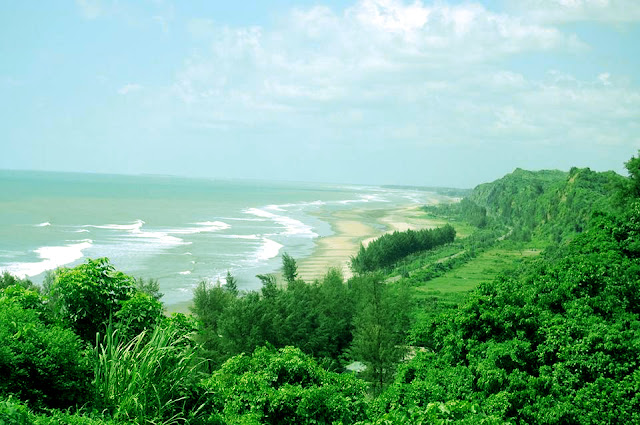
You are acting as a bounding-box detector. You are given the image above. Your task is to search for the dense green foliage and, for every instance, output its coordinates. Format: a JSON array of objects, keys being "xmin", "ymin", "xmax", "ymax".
[
  {"xmin": 3, "ymin": 154, "xmax": 640, "ymax": 424},
  {"xmin": 468, "ymin": 167, "xmax": 623, "ymax": 242},
  {"xmin": 349, "ymin": 274, "xmax": 410, "ymax": 395},
  {"xmin": 351, "ymin": 224, "xmax": 456, "ymax": 272},
  {"xmin": 192, "ymin": 268, "xmax": 357, "ymax": 371},
  {"xmin": 201, "ymin": 346, "xmax": 368, "ymax": 424},
  {"xmin": 377, "ymin": 202, "xmax": 640, "ymax": 423},
  {"xmin": 0, "ymin": 290, "xmax": 92, "ymax": 410},
  {"xmin": 47, "ymin": 258, "xmax": 136, "ymax": 341}
]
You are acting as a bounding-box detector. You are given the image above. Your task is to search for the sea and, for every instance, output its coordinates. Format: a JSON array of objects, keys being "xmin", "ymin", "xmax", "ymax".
[{"xmin": 0, "ymin": 170, "xmax": 444, "ymax": 306}]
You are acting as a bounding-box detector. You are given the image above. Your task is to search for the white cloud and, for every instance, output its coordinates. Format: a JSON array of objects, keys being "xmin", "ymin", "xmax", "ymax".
[
  {"xmin": 145, "ymin": 0, "xmax": 639, "ymax": 159},
  {"xmin": 598, "ymin": 72, "xmax": 612, "ymax": 86},
  {"xmin": 118, "ymin": 83, "xmax": 143, "ymax": 95},
  {"xmin": 76, "ymin": 0, "xmax": 102, "ymax": 19},
  {"xmin": 505, "ymin": 0, "xmax": 640, "ymax": 23}
]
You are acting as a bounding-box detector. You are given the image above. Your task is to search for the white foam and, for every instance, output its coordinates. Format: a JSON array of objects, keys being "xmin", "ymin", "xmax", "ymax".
[
  {"xmin": 85, "ymin": 219, "xmax": 187, "ymax": 247},
  {"xmin": 168, "ymin": 220, "xmax": 231, "ymax": 235},
  {"xmin": 73, "ymin": 229, "xmax": 90, "ymax": 233},
  {"xmin": 88, "ymin": 219, "xmax": 145, "ymax": 232},
  {"xmin": 1, "ymin": 239, "xmax": 93, "ymax": 278},
  {"xmin": 244, "ymin": 208, "xmax": 317, "ymax": 238},
  {"xmin": 222, "ymin": 217, "xmax": 267, "ymax": 222},
  {"xmin": 270, "ymin": 200, "xmax": 326, "ymax": 209},
  {"xmin": 35, "ymin": 222, "xmax": 51, "ymax": 227},
  {"xmin": 256, "ymin": 237, "xmax": 283, "ymax": 261},
  {"xmin": 336, "ymin": 194, "xmax": 389, "ymax": 205},
  {"xmin": 222, "ymin": 234, "xmax": 260, "ymax": 240},
  {"xmin": 178, "ymin": 270, "xmax": 191, "ymax": 275}
]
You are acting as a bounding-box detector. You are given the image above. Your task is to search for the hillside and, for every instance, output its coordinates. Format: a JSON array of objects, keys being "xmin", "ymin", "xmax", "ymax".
[
  {"xmin": 468, "ymin": 167, "xmax": 623, "ymax": 242},
  {"xmin": 1, "ymin": 155, "xmax": 639, "ymax": 424}
]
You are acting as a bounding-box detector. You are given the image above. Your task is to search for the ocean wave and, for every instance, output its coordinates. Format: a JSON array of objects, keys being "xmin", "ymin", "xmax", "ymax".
[
  {"xmin": 178, "ymin": 270, "xmax": 191, "ymax": 275},
  {"xmin": 35, "ymin": 222, "xmax": 51, "ymax": 227},
  {"xmin": 222, "ymin": 217, "xmax": 267, "ymax": 222},
  {"xmin": 255, "ymin": 237, "xmax": 283, "ymax": 261},
  {"xmin": 336, "ymin": 193, "xmax": 389, "ymax": 205},
  {"xmin": 244, "ymin": 208, "xmax": 317, "ymax": 238},
  {"xmin": 1, "ymin": 239, "xmax": 93, "ymax": 278},
  {"xmin": 168, "ymin": 221, "xmax": 231, "ymax": 235},
  {"xmin": 84, "ymin": 219, "xmax": 187, "ymax": 246},
  {"xmin": 268, "ymin": 200, "xmax": 326, "ymax": 210},
  {"xmin": 87, "ymin": 219, "xmax": 145, "ymax": 232},
  {"xmin": 222, "ymin": 234, "xmax": 260, "ymax": 240}
]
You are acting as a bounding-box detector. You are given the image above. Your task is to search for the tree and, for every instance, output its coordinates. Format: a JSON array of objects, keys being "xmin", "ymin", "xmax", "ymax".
[
  {"xmin": 349, "ymin": 273, "xmax": 406, "ymax": 395},
  {"xmin": 624, "ymin": 151, "xmax": 640, "ymax": 198},
  {"xmin": 114, "ymin": 292, "xmax": 164, "ymax": 341},
  {"xmin": 0, "ymin": 295, "xmax": 92, "ymax": 409},
  {"xmin": 200, "ymin": 346, "xmax": 368, "ymax": 424},
  {"xmin": 224, "ymin": 270, "xmax": 239, "ymax": 295},
  {"xmin": 281, "ymin": 252, "xmax": 298, "ymax": 286},
  {"xmin": 135, "ymin": 277, "xmax": 163, "ymax": 301},
  {"xmin": 257, "ymin": 273, "xmax": 278, "ymax": 298},
  {"xmin": 47, "ymin": 258, "xmax": 134, "ymax": 341}
]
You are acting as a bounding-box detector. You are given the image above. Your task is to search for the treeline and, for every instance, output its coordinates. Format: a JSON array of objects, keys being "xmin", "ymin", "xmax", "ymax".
[
  {"xmin": 192, "ymin": 265, "xmax": 411, "ymax": 392},
  {"xmin": 469, "ymin": 166, "xmax": 624, "ymax": 242},
  {"xmin": 350, "ymin": 224, "xmax": 456, "ymax": 273},
  {"xmin": 375, "ymin": 160, "xmax": 640, "ymax": 423},
  {"xmin": 0, "ymin": 255, "xmax": 410, "ymax": 423},
  {"xmin": 423, "ymin": 197, "xmax": 490, "ymax": 228}
]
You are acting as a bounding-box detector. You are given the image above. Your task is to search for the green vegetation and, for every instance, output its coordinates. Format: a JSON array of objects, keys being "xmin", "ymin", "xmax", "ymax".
[
  {"xmin": 350, "ymin": 224, "xmax": 456, "ymax": 272},
  {"xmin": 2, "ymin": 154, "xmax": 640, "ymax": 424}
]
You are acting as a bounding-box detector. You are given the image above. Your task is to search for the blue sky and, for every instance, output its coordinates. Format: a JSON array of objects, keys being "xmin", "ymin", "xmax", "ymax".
[{"xmin": 1, "ymin": 0, "xmax": 639, "ymax": 187}]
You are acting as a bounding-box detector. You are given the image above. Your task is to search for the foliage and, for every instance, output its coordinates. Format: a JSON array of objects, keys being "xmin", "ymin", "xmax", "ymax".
[
  {"xmin": 47, "ymin": 258, "xmax": 135, "ymax": 341},
  {"xmin": 225, "ymin": 270, "xmax": 239, "ymax": 295},
  {"xmin": 257, "ymin": 273, "xmax": 278, "ymax": 298},
  {"xmin": 0, "ymin": 397, "xmax": 120, "ymax": 425},
  {"xmin": 200, "ymin": 346, "xmax": 368, "ymax": 424},
  {"xmin": 351, "ymin": 225, "xmax": 456, "ymax": 273},
  {"xmin": 193, "ymin": 268, "xmax": 355, "ymax": 371},
  {"xmin": 134, "ymin": 276, "xmax": 163, "ymax": 301},
  {"xmin": 349, "ymin": 273, "xmax": 409, "ymax": 395},
  {"xmin": 93, "ymin": 322, "xmax": 204, "ymax": 424},
  {"xmin": 0, "ymin": 293, "xmax": 92, "ymax": 410},
  {"xmin": 281, "ymin": 252, "xmax": 299, "ymax": 286},
  {"xmin": 382, "ymin": 198, "xmax": 640, "ymax": 423},
  {"xmin": 113, "ymin": 291, "xmax": 164, "ymax": 341},
  {"xmin": 0, "ymin": 271, "xmax": 38, "ymax": 292},
  {"xmin": 424, "ymin": 198, "xmax": 490, "ymax": 228},
  {"xmin": 468, "ymin": 167, "xmax": 623, "ymax": 242}
]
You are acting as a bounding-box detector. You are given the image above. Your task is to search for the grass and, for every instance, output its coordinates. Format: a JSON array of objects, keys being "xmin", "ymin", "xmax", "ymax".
[
  {"xmin": 93, "ymin": 323, "xmax": 204, "ymax": 424},
  {"xmin": 410, "ymin": 244, "xmax": 542, "ymax": 307}
]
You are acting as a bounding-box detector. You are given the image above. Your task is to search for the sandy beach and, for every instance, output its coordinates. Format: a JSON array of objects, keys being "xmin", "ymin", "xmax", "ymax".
[
  {"xmin": 296, "ymin": 205, "xmax": 449, "ymax": 282},
  {"xmin": 166, "ymin": 203, "xmax": 450, "ymax": 314}
]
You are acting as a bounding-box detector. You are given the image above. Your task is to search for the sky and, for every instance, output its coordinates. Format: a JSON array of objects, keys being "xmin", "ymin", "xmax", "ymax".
[{"xmin": 1, "ymin": 0, "xmax": 639, "ymax": 188}]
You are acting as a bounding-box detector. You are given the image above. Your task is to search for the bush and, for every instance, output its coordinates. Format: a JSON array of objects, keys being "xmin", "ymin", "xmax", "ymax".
[
  {"xmin": 0, "ymin": 297, "xmax": 92, "ymax": 409},
  {"xmin": 201, "ymin": 346, "xmax": 368, "ymax": 424}
]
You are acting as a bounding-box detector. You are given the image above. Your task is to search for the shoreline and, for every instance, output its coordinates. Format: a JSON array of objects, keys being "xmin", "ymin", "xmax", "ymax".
[
  {"xmin": 296, "ymin": 204, "xmax": 449, "ymax": 283},
  {"xmin": 165, "ymin": 203, "xmax": 449, "ymax": 315}
]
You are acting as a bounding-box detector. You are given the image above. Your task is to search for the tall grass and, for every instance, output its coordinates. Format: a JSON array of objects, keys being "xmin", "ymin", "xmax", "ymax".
[{"xmin": 93, "ymin": 324, "xmax": 205, "ymax": 424}]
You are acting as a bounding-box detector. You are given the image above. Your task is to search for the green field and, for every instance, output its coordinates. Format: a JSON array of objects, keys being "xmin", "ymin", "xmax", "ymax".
[{"xmin": 411, "ymin": 245, "xmax": 541, "ymax": 306}]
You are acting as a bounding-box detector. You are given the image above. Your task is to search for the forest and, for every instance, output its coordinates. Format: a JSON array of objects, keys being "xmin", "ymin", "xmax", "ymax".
[{"xmin": 1, "ymin": 153, "xmax": 639, "ymax": 424}]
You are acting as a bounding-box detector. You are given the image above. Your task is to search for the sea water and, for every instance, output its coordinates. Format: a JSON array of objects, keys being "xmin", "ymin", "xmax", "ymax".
[{"xmin": 0, "ymin": 170, "xmax": 443, "ymax": 305}]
